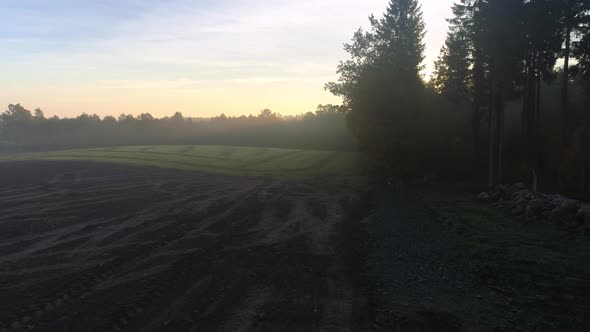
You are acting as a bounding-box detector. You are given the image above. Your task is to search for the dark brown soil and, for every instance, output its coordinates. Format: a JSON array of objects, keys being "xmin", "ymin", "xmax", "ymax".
[{"xmin": 0, "ymin": 161, "xmax": 368, "ymax": 332}]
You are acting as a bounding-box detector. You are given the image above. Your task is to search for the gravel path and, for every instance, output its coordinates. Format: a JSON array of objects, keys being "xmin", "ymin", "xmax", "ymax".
[{"xmin": 366, "ymin": 190, "xmax": 515, "ymax": 331}]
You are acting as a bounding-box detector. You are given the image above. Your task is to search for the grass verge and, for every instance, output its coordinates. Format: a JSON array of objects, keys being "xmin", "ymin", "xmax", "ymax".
[{"xmin": 425, "ymin": 192, "xmax": 590, "ymax": 331}]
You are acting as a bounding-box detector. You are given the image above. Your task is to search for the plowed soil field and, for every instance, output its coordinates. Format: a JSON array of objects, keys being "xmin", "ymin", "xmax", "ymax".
[{"xmin": 0, "ymin": 161, "xmax": 367, "ymax": 331}]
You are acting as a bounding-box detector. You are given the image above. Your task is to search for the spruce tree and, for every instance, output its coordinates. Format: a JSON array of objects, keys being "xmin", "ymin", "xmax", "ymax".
[
  {"xmin": 325, "ymin": 0, "xmax": 426, "ymax": 177},
  {"xmin": 572, "ymin": 3, "xmax": 590, "ymax": 191},
  {"xmin": 371, "ymin": 0, "xmax": 426, "ymax": 76},
  {"xmin": 560, "ymin": 0, "xmax": 588, "ymax": 145},
  {"xmin": 520, "ymin": 0, "xmax": 563, "ymax": 182},
  {"xmin": 431, "ymin": 1, "xmax": 488, "ymax": 155},
  {"xmin": 479, "ymin": 0, "xmax": 526, "ymax": 186},
  {"xmin": 430, "ymin": 1, "xmax": 471, "ymax": 103}
]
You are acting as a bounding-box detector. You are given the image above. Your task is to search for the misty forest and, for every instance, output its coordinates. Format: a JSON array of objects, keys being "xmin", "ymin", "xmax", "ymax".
[{"xmin": 2, "ymin": 0, "xmax": 590, "ymax": 331}]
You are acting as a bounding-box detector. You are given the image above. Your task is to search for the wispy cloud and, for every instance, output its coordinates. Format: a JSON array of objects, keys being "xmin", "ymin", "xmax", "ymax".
[
  {"xmin": 0, "ymin": 0, "xmax": 454, "ymax": 117},
  {"xmin": 96, "ymin": 78, "xmax": 203, "ymax": 90}
]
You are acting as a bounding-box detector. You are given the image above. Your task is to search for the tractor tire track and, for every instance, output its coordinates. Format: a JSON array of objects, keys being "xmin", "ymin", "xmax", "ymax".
[{"xmin": 0, "ymin": 160, "xmax": 367, "ymax": 331}]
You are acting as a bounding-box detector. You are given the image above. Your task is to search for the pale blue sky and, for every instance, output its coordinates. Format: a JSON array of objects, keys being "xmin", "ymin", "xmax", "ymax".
[{"xmin": 0, "ymin": 0, "xmax": 455, "ymax": 117}]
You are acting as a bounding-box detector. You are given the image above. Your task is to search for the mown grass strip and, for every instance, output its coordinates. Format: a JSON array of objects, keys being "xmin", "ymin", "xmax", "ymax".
[{"xmin": 1, "ymin": 145, "xmax": 361, "ymax": 180}]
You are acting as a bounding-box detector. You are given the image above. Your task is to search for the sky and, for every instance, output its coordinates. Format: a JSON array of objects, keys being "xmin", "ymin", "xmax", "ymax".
[{"xmin": 0, "ymin": 0, "xmax": 455, "ymax": 118}]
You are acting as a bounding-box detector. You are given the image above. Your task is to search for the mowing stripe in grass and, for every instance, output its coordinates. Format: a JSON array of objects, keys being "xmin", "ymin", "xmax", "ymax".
[{"xmin": 2, "ymin": 145, "xmax": 361, "ymax": 179}]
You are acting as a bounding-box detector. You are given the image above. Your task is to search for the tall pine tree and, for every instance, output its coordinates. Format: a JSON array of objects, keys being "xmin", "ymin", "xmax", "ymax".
[
  {"xmin": 560, "ymin": 0, "xmax": 588, "ymax": 145},
  {"xmin": 478, "ymin": 0, "xmax": 526, "ymax": 186},
  {"xmin": 430, "ymin": 1, "xmax": 471, "ymax": 103},
  {"xmin": 326, "ymin": 0, "xmax": 426, "ymax": 177},
  {"xmin": 520, "ymin": 0, "xmax": 563, "ymax": 188},
  {"xmin": 572, "ymin": 3, "xmax": 590, "ymax": 191}
]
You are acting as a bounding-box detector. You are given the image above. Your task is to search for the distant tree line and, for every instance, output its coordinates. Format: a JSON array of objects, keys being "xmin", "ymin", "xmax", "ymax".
[
  {"xmin": 0, "ymin": 104, "xmax": 354, "ymax": 152},
  {"xmin": 328, "ymin": 0, "xmax": 590, "ymax": 194}
]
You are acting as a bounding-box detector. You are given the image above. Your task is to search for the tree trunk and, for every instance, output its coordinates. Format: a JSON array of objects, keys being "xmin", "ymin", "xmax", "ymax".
[
  {"xmin": 521, "ymin": 59, "xmax": 530, "ymax": 138},
  {"xmin": 560, "ymin": 18, "xmax": 572, "ymax": 190},
  {"xmin": 536, "ymin": 73, "xmax": 541, "ymax": 127},
  {"xmin": 528, "ymin": 62, "xmax": 534, "ymax": 154},
  {"xmin": 523, "ymin": 53, "xmax": 538, "ymax": 168},
  {"xmin": 535, "ymin": 73, "xmax": 543, "ymax": 190},
  {"xmin": 472, "ymin": 96, "xmax": 481, "ymax": 157},
  {"xmin": 561, "ymin": 21, "xmax": 572, "ymax": 146},
  {"xmin": 582, "ymin": 82, "xmax": 590, "ymax": 193},
  {"xmin": 582, "ymin": 123, "xmax": 590, "ymax": 193},
  {"xmin": 473, "ymin": 54, "xmax": 485, "ymax": 157},
  {"xmin": 488, "ymin": 65, "xmax": 496, "ymax": 189},
  {"xmin": 488, "ymin": 107, "xmax": 496, "ymax": 188},
  {"xmin": 494, "ymin": 81, "xmax": 504, "ymax": 185}
]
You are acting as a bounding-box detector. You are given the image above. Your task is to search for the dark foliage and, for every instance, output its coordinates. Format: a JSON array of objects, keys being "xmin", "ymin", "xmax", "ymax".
[
  {"xmin": 327, "ymin": 0, "xmax": 590, "ymax": 194},
  {"xmin": 0, "ymin": 104, "xmax": 354, "ymax": 152},
  {"xmin": 326, "ymin": 0, "xmax": 429, "ymax": 179}
]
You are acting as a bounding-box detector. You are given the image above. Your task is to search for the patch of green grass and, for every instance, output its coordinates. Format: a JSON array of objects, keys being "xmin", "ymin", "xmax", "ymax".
[
  {"xmin": 425, "ymin": 192, "xmax": 590, "ymax": 331},
  {"xmin": 1, "ymin": 145, "xmax": 362, "ymax": 181}
]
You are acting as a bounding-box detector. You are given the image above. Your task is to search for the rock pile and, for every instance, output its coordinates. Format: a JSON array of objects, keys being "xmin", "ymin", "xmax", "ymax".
[{"xmin": 478, "ymin": 183, "xmax": 590, "ymax": 230}]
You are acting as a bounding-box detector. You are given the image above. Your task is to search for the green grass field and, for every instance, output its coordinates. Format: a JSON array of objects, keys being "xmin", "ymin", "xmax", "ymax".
[{"xmin": 1, "ymin": 145, "xmax": 361, "ymax": 179}]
